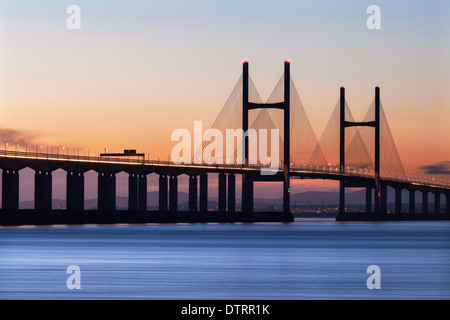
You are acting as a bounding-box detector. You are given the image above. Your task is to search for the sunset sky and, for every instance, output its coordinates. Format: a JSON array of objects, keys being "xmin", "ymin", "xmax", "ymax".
[{"xmin": 0, "ymin": 0, "xmax": 449, "ymax": 200}]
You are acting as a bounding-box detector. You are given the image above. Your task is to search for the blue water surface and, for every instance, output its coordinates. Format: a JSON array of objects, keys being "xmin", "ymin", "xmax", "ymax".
[{"xmin": 1, "ymin": 219, "xmax": 449, "ymax": 299}]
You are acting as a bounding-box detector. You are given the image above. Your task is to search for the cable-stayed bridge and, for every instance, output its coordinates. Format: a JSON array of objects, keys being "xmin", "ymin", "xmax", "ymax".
[{"xmin": 0, "ymin": 61, "xmax": 449, "ymax": 225}]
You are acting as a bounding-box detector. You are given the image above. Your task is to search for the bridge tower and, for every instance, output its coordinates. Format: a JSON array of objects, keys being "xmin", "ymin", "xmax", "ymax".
[
  {"xmin": 242, "ymin": 61, "xmax": 290, "ymax": 213},
  {"xmin": 339, "ymin": 86, "xmax": 381, "ymax": 215}
]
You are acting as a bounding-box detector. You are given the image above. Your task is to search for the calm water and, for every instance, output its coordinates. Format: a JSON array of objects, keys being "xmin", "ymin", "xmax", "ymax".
[{"xmin": 0, "ymin": 219, "xmax": 449, "ymax": 300}]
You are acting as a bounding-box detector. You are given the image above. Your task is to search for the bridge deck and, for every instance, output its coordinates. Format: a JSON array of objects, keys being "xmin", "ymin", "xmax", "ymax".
[{"xmin": 0, "ymin": 150, "xmax": 448, "ymax": 192}]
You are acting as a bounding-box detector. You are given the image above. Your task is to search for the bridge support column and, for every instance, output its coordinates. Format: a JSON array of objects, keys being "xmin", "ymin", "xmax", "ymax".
[
  {"xmin": 138, "ymin": 174, "xmax": 147, "ymax": 212},
  {"xmin": 98, "ymin": 173, "xmax": 115, "ymax": 211},
  {"xmin": 409, "ymin": 190, "xmax": 415, "ymax": 214},
  {"xmin": 228, "ymin": 174, "xmax": 235, "ymax": 213},
  {"xmin": 242, "ymin": 174, "xmax": 253, "ymax": 213},
  {"xmin": 380, "ymin": 184, "xmax": 387, "ymax": 214},
  {"xmin": 339, "ymin": 181, "xmax": 345, "ymax": 214},
  {"xmin": 108, "ymin": 174, "xmax": 116, "ymax": 211},
  {"xmin": 169, "ymin": 175, "xmax": 178, "ymax": 213},
  {"xmin": 283, "ymin": 177, "xmax": 290, "ymax": 214},
  {"xmin": 67, "ymin": 172, "xmax": 84, "ymax": 211},
  {"xmin": 374, "ymin": 190, "xmax": 380, "ymax": 215},
  {"xmin": 447, "ymin": 194, "xmax": 450, "ymax": 214},
  {"xmin": 2, "ymin": 170, "xmax": 19, "ymax": 210},
  {"xmin": 200, "ymin": 173, "xmax": 208, "ymax": 213},
  {"xmin": 128, "ymin": 174, "xmax": 138, "ymax": 211},
  {"xmin": 159, "ymin": 174, "xmax": 168, "ymax": 212},
  {"xmin": 35, "ymin": 170, "xmax": 52, "ymax": 210},
  {"xmin": 365, "ymin": 187, "xmax": 371, "ymax": 214},
  {"xmin": 434, "ymin": 192, "xmax": 440, "ymax": 214},
  {"xmin": 395, "ymin": 187, "xmax": 402, "ymax": 214},
  {"xmin": 98, "ymin": 173, "xmax": 106, "ymax": 210},
  {"xmin": 130, "ymin": 174, "xmax": 147, "ymax": 212},
  {"xmin": 189, "ymin": 175, "xmax": 197, "ymax": 212},
  {"xmin": 422, "ymin": 191, "xmax": 428, "ymax": 214},
  {"xmin": 218, "ymin": 173, "xmax": 226, "ymax": 212}
]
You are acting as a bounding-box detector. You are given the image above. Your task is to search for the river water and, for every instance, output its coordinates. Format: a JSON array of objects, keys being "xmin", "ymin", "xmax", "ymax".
[{"xmin": 0, "ymin": 219, "xmax": 449, "ymax": 299}]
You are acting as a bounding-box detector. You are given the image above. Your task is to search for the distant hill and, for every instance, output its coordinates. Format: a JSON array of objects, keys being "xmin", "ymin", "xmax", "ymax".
[
  {"xmin": 289, "ymin": 190, "xmax": 370, "ymax": 205},
  {"xmin": 12, "ymin": 189, "xmax": 428, "ymax": 210}
]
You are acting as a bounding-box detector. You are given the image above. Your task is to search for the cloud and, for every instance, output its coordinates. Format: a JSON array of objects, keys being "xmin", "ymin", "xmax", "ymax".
[
  {"xmin": 420, "ymin": 161, "xmax": 450, "ymax": 175},
  {"xmin": 0, "ymin": 128, "xmax": 41, "ymax": 148}
]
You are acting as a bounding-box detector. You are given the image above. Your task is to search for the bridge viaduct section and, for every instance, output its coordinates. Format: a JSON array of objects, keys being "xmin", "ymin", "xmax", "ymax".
[
  {"xmin": 0, "ymin": 155, "xmax": 296, "ymax": 225},
  {"xmin": 336, "ymin": 176, "xmax": 450, "ymax": 221}
]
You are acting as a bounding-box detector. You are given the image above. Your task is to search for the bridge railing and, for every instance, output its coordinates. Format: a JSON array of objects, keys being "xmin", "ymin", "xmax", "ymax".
[
  {"xmin": 0, "ymin": 149, "xmax": 264, "ymax": 170},
  {"xmin": 0, "ymin": 149, "xmax": 448, "ymax": 188},
  {"xmin": 290, "ymin": 164, "xmax": 450, "ymax": 189},
  {"xmin": 1, "ymin": 149, "xmax": 149, "ymax": 165}
]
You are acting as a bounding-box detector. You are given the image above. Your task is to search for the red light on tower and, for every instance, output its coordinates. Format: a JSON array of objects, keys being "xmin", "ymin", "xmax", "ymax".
[
  {"xmin": 285, "ymin": 59, "xmax": 290, "ymax": 64},
  {"xmin": 377, "ymin": 192, "xmax": 381, "ymax": 197},
  {"xmin": 242, "ymin": 60, "xmax": 248, "ymax": 65}
]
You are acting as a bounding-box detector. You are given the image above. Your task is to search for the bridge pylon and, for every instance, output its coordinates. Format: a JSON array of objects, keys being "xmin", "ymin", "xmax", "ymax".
[
  {"xmin": 242, "ymin": 61, "xmax": 290, "ymax": 213},
  {"xmin": 339, "ymin": 86, "xmax": 381, "ymax": 215}
]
